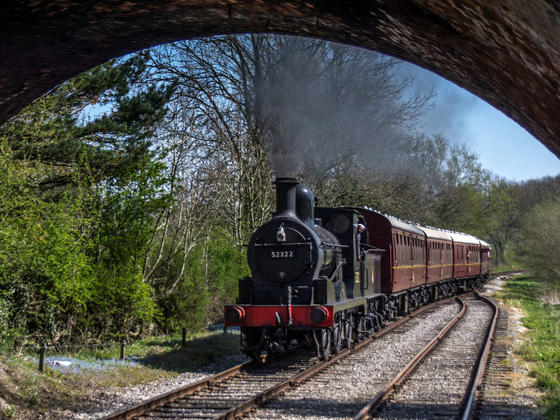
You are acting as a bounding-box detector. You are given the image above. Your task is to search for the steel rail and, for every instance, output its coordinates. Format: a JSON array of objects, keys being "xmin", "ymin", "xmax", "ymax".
[
  {"xmin": 459, "ymin": 292, "xmax": 499, "ymax": 420},
  {"xmin": 214, "ymin": 295, "xmax": 463, "ymax": 420},
  {"xmin": 353, "ymin": 296, "xmax": 467, "ymax": 420},
  {"xmin": 102, "ymin": 360, "xmax": 252, "ymax": 420}
]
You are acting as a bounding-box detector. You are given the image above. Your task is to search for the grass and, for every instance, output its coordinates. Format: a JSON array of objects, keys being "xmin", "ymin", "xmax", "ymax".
[
  {"xmin": 497, "ymin": 275, "xmax": 560, "ymax": 419},
  {"xmin": 491, "ymin": 264, "xmax": 519, "ymax": 274},
  {"xmin": 71, "ymin": 329, "xmax": 241, "ymax": 372},
  {"xmin": 0, "ymin": 330, "xmax": 241, "ymax": 419}
]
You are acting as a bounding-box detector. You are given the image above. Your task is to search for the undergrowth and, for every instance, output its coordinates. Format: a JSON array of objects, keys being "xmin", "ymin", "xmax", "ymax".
[
  {"xmin": 0, "ymin": 330, "xmax": 240, "ymax": 419},
  {"xmin": 498, "ymin": 275, "xmax": 560, "ymax": 419}
]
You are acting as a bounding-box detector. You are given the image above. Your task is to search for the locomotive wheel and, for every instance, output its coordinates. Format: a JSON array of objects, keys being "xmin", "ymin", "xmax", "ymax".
[
  {"xmin": 321, "ymin": 329, "xmax": 331, "ymax": 360},
  {"xmin": 331, "ymin": 319, "xmax": 342, "ymax": 354},
  {"xmin": 314, "ymin": 328, "xmax": 331, "ymax": 360},
  {"xmin": 344, "ymin": 314, "xmax": 353, "ymax": 348},
  {"xmin": 357, "ymin": 317, "xmax": 367, "ymax": 341}
]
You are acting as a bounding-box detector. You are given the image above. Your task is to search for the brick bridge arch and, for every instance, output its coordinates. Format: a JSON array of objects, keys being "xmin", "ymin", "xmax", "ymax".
[{"xmin": 2, "ymin": 1, "xmax": 560, "ymax": 156}]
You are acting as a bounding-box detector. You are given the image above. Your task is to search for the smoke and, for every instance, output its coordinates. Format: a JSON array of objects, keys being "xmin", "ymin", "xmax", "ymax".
[
  {"xmin": 398, "ymin": 62, "xmax": 478, "ymax": 142},
  {"xmin": 256, "ymin": 38, "xmax": 433, "ymax": 178},
  {"xmin": 256, "ymin": 38, "xmax": 480, "ymax": 179}
]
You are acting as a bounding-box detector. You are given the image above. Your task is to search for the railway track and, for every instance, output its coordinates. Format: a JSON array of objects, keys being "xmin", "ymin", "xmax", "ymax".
[
  {"xmin": 102, "ymin": 352, "xmax": 316, "ymax": 419},
  {"xmin": 104, "ymin": 273, "xmax": 510, "ymax": 420},
  {"xmin": 103, "ymin": 295, "xmax": 462, "ymax": 420},
  {"xmin": 353, "ymin": 292, "xmax": 498, "ymax": 420}
]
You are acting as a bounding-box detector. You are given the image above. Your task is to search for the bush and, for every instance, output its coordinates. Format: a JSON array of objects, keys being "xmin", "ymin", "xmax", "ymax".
[
  {"xmin": 517, "ymin": 200, "xmax": 560, "ymax": 285},
  {"xmin": 499, "ymin": 276, "xmax": 560, "ymax": 418}
]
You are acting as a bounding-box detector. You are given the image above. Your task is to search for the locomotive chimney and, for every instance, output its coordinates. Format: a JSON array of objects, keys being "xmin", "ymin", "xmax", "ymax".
[{"xmin": 274, "ymin": 177, "xmax": 298, "ymax": 218}]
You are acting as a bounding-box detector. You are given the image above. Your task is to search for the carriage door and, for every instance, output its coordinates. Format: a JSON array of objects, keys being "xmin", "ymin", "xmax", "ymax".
[{"xmin": 467, "ymin": 246, "xmax": 471, "ymax": 275}]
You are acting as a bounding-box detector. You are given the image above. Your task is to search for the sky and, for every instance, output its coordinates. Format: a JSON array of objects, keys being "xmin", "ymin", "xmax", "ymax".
[
  {"xmin": 400, "ymin": 62, "xmax": 560, "ymax": 182},
  {"xmin": 87, "ymin": 39, "xmax": 560, "ymax": 182}
]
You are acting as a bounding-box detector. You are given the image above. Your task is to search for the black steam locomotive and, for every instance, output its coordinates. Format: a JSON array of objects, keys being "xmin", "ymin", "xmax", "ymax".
[{"xmin": 225, "ymin": 178, "xmax": 489, "ymax": 362}]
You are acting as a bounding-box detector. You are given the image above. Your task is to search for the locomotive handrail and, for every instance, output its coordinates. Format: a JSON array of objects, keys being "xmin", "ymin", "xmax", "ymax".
[
  {"xmin": 253, "ymin": 242, "xmax": 311, "ymax": 246},
  {"xmin": 327, "ymin": 260, "xmax": 345, "ymax": 282},
  {"xmin": 320, "ymin": 242, "xmax": 350, "ymax": 248},
  {"xmin": 361, "ymin": 244, "xmax": 385, "ymax": 251}
]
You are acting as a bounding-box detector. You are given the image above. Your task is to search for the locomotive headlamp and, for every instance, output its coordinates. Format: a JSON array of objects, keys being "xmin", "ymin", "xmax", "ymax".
[
  {"xmin": 277, "ymin": 224, "xmax": 286, "ymax": 242},
  {"xmin": 310, "ymin": 306, "xmax": 329, "ymax": 324},
  {"xmin": 225, "ymin": 306, "xmax": 246, "ymax": 323}
]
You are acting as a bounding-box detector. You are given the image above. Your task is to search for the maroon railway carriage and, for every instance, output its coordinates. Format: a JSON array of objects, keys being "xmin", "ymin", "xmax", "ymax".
[
  {"xmin": 450, "ymin": 231, "xmax": 481, "ymax": 278},
  {"xmin": 354, "ymin": 208, "xmax": 490, "ymax": 305},
  {"xmin": 419, "ymin": 227, "xmax": 453, "ymax": 284},
  {"xmin": 480, "ymin": 240, "xmax": 491, "ymax": 275},
  {"xmin": 354, "ymin": 209, "xmax": 426, "ymax": 293}
]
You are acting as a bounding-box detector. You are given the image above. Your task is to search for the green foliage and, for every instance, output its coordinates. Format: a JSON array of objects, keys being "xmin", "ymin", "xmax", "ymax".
[
  {"xmin": 0, "ymin": 141, "xmax": 95, "ymax": 344},
  {"xmin": 498, "ymin": 276, "xmax": 560, "ymax": 418},
  {"xmin": 0, "ymin": 52, "xmax": 174, "ymax": 344},
  {"xmin": 517, "ymin": 200, "xmax": 560, "ymax": 285},
  {"xmin": 2, "ymin": 404, "xmax": 16, "ymax": 418},
  {"xmin": 205, "ymin": 229, "xmax": 251, "ymax": 320},
  {"xmin": 153, "ymin": 228, "xmax": 249, "ymax": 333}
]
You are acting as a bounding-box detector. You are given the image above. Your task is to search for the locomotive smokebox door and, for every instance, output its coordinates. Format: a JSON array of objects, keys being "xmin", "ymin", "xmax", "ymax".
[{"xmin": 253, "ymin": 242, "xmax": 312, "ymax": 284}]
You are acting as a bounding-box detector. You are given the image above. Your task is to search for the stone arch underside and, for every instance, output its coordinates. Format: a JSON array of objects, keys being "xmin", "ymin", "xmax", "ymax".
[{"xmin": 2, "ymin": 1, "xmax": 560, "ymax": 157}]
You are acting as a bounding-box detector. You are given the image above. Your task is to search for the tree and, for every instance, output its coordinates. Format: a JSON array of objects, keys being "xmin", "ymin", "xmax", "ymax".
[
  {"xmin": 149, "ymin": 36, "xmax": 275, "ymax": 245},
  {"xmin": 517, "ymin": 200, "xmax": 560, "ymax": 284},
  {"xmin": 0, "ymin": 52, "xmax": 174, "ymax": 342}
]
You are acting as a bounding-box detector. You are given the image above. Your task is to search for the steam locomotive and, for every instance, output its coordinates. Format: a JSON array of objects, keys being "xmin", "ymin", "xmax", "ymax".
[{"xmin": 224, "ymin": 178, "xmax": 490, "ymax": 362}]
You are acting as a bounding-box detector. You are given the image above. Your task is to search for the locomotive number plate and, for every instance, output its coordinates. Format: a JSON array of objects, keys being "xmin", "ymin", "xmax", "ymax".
[{"xmin": 270, "ymin": 250, "xmax": 295, "ymax": 259}]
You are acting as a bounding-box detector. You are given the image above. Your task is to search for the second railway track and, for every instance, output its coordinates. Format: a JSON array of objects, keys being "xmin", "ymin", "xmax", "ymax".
[
  {"xmin": 248, "ymin": 298, "xmax": 464, "ymax": 419},
  {"xmin": 355, "ymin": 292, "xmax": 498, "ymax": 420}
]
